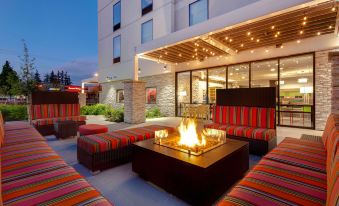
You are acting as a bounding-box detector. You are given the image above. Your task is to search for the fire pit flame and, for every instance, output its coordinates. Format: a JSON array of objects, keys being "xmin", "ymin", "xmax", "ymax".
[{"xmin": 178, "ymin": 119, "xmax": 205, "ymax": 148}]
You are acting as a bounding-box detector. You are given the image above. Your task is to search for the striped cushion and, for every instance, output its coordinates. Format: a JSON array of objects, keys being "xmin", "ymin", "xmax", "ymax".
[
  {"xmin": 30, "ymin": 104, "xmax": 59, "ymax": 120},
  {"xmin": 4, "ymin": 128, "xmax": 45, "ymax": 146},
  {"xmin": 218, "ymin": 158, "xmax": 327, "ymax": 206},
  {"xmin": 213, "ymin": 106, "xmax": 275, "ymax": 129},
  {"xmin": 0, "ymin": 112, "xmax": 4, "ymax": 147},
  {"xmin": 327, "ymin": 149, "xmax": 338, "ymax": 206},
  {"xmin": 32, "ymin": 115, "xmax": 86, "ymax": 126},
  {"xmin": 278, "ymin": 137, "xmax": 326, "ymax": 153},
  {"xmin": 4, "ymin": 121, "xmax": 32, "ymax": 131},
  {"xmin": 264, "ymin": 138, "xmax": 326, "ymax": 174},
  {"xmin": 205, "ymin": 123, "xmax": 276, "ymax": 141},
  {"xmin": 59, "ymin": 104, "xmax": 81, "ymax": 117},
  {"xmin": 78, "ymin": 125, "xmax": 175, "ymax": 154},
  {"xmin": 322, "ymin": 113, "xmax": 339, "ymax": 150},
  {"xmin": 2, "ymin": 166, "xmax": 113, "ymax": 206},
  {"xmin": 1, "ymin": 142, "xmax": 69, "ymax": 183}
]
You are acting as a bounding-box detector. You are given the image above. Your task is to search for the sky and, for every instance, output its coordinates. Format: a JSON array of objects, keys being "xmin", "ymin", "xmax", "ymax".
[{"xmin": 0, "ymin": 0, "xmax": 98, "ymax": 85}]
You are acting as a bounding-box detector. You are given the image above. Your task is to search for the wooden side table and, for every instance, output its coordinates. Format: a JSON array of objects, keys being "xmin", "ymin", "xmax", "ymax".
[{"xmin": 54, "ymin": 120, "xmax": 77, "ymax": 139}]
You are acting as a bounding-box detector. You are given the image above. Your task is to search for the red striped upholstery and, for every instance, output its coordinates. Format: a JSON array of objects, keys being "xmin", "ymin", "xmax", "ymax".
[
  {"xmin": 59, "ymin": 104, "xmax": 81, "ymax": 117},
  {"xmin": 212, "ymin": 106, "xmax": 275, "ymax": 129},
  {"xmin": 218, "ymin": 158, "xmax": 327, "ymax": 206},
  {"xmin": 30, "ymin": 104, "xmax": 59, "ymax": 120},
  {"xmin": 4, "ymin": 121, "xmax": 32, "ymax": 131},
  {"xmin": 78, "ymin": 125, "xmax": 175, "ymax": 154},
  {"xmin": 4, "ymin": 128, "xmax": 45, "ymax": 146},
  {"xmin": 32, "ymin": 115, "xmax": 86, "ymax": 126},
  {"xmin": 264, "ymin": 138, "xmax": 326, "ymax": 173},
  {"xmin": 2, "ymin": 166, "xmax": 112, "ymax": 206},
  {"xmin": 0, "ymin": 112, "xmax": 4, "ymax": 147},
  {"xmin": 327, "ymin": 149, "xmax": 338, "ymax": 206},
  {"xmin": 322, "ymin": 113, "xmax": 339, "ymax": 150},
  {"xmin": 205, "ymin": 123, "xmax": 276, "ymax": 141}
]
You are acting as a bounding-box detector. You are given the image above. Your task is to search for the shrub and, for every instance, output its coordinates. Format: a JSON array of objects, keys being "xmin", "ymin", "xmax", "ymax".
[
  {"xmin": 105, "ymin": 106, "xmax": 124, "ymax": 122},
  {"xmin": 81, "ymin": 104, "xmax": 108, "ymax": 115},
  {"xmin": 146, "ymin": 107, "xmax": 162, "ymax": 119},
  {"xmin": 0, "ymin": 104, "xmax": 28, "ymax": 121}
]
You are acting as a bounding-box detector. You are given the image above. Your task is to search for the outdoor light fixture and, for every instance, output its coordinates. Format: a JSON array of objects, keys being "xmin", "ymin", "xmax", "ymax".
[{"xmin": 94, "ymin": 73, "xmax": 98, "ymax": 77}]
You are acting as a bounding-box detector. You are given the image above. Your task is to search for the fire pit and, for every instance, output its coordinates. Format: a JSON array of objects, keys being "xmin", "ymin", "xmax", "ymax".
[{"xmin": 154, "ymin": 119, "xmax": 226, "ymax": 156}]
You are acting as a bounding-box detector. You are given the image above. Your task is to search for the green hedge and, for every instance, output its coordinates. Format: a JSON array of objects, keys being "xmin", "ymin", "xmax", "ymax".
[
  {"xmin": 0, "ymin": 104, "xmax": 28, "ymax": 121},
  {"xmin": 80, "ymin": 104, "xmax": 109, "ymax": 115},
  {"xmin": 105, "ymin": 106, "xmax": 124, "ymax": 122},
  {"xmin": 146, "ymin": 107, "xmax": 162, "ymax": 119}
]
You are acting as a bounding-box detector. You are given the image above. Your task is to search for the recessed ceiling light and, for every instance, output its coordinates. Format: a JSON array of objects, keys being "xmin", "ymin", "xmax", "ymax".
[
  {"xmin": 298, "ymin": 78, "xmax": 308, "ymax": 83},
  {"xmin": 247, "ymin": 32, "xmax": 251, "ymax": 36},
  {"xmin": 297, "ymin": 40, "xmax": 301, "ymax": 43},
  {"xmin": 271, "ymin": 25, "xmax": 275, "ymax": 29},
  {"xmin": 270, "ymin": 68, "xmax": 275, "ymax": 72}
]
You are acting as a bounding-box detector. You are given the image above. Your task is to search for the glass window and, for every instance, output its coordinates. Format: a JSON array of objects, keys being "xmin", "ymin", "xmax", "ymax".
[
  {"xmin": 228, "ymin": 64, "xmax": 249, "ymax": 88},
  {"xmin": 251, "ymin": 60, "xmax": 278, "ymax": 88},
  {"xmin": 142, "ymin": 0, "xmax": 153, "ymax": 15},
  {"xmin": 189, "ymin": 0, "xmax": 208, "ymax": 26},
  {"xmin": 116, "ymin": 90, "xmax": 124, "ymax": 103},
  {"xmin": 177, "ymin": 72, "xmax": 191, "ymax": 116},
  {"xmin": 113, "ymin": 35, "xmax": 121, "ymax": 63},
  {"xmin": 146, "ymin": 87, "xmax": 157, "ymax": 104},
  {"xmin": 192, "ymin": 70, "xmax": 207, "ymax": 104},
  {"xmin": 279, "ymin": 54, "xmax": 314, "ymax": 128},
  {"xmin": 141, "ymin": 20, "xmax": 153, "ymax": 44},
  {"xmin": 208, "ymin": 67, "xmax": 226, "ymax": 103},
  {"xmin": 113, "ymin": 1, "xmax": 121, "ymax": 31}
]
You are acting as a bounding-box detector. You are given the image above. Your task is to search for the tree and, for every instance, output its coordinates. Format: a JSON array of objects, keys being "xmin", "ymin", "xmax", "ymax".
[
  {"xmin": 43, "ymin": 74, "xmax": 50, "ymax": 84},
  {"xmin": 19, "ymin": 40, "xmax": 36, "ymax": 96},
  {"xmin": 34, "ymin": 70, "xmax": 42, "ymax": 84},
  {"xmin": 0, "ymin": 61, "xmax": 21, "ymax": 97}
]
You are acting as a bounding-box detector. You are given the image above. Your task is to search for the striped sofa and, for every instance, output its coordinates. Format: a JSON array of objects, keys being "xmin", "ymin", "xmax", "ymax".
[
  {"xmin": 77, "ymin": 125, "xmax": 175, "ymax": 172},
  {"xmin": 205, "ymin": 105, "xmax": 277, "ymax": 155},
  {"xmin": 30, "ymin": 103, "xmax": 86, "ymax": 135},
  {"xmin": 0, "ymin": 113, "xmax": 113, "ymax": 206},
  {"xmin": 217, "ymin": 113, "xmax": 339, "ymax": 206}
]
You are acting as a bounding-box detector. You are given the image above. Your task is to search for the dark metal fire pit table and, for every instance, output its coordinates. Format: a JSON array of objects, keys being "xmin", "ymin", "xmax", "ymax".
[{"xmin": 132, "ymin": 138, "xmax": 249, "ymax": 206}]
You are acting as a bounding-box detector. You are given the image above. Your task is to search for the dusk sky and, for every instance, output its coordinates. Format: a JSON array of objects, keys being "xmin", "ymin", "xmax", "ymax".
[{"xmin": 0, "ymin": 0, "xmax": 98, "ymax": 84}]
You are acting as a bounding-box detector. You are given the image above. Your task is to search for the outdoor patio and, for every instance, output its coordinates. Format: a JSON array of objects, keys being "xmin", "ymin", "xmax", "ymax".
[{"xmin": 42, "ymin": 116, "xmax": 322, "ymax": 206}]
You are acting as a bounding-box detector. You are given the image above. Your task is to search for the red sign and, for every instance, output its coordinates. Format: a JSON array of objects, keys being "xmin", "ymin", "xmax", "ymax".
[{"xmin": 65, "ymin": 85, "xmax": 81, "ymax": 92}]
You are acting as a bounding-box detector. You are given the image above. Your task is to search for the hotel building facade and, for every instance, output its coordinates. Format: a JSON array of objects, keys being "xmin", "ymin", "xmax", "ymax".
[{"xmin": 98, "ymin": 0, "xmax": 339, "ymax": 130}]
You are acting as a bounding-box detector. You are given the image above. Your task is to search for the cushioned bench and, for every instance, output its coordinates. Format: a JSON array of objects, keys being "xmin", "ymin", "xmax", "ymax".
[
  {"xmin": 0, "ymin": 113, "xmax": 113, "ymax": 205},
  {"xmin": 77, "ymin": 125, "xmax": 175, "ymax": 172},
  {"xmin": 205, "ymin": 105, "xmax": 277, "ymax": 155},
  {"xmin": 30, "ymin": 103, "xmax": 86, "ymax": 136},
  {"xmin": 217, "ymin": 113, "xmax": 338, "ymax": 206}
]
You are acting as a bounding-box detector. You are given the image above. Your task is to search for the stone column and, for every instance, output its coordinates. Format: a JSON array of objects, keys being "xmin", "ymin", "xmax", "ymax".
[
  {"xmin": 328, "ymin": 52, "xmax": 339, "ymax": 114},
  {"xmin": 78, "ymin": 93, "xmax": 86, "ymax": 107},
  {"xmin": 124, "ymin": 80, "xmax": 146, "ymax": 124}
]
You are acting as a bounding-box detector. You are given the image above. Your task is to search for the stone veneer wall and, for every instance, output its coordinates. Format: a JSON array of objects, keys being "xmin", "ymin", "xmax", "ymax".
[
  {"xmin": 99, "ymin": 72, "xmax": 175, "ymax": 117},
  {"xmin": 315, "ymin": 49, "xmax": 339, "ymax": 130}
]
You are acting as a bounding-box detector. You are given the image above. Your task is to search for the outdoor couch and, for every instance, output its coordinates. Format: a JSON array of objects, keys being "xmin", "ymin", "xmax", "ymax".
[
  {"xmin": 205, "ymin": 105, "xmax": 277, "ymax": 155},
  {"xmin": 217, "ymin": 113, "xmax": 339, "ymax": 206},
  {"xmin": 77, "ymin": 125, "xmax": 175, "ymax": 172},
  {"xmin": 0, "ymin": 113, "xmax": 113, "ymax": 206},
  {"xmin": 30, "ymin": 103, "xmax": 86, "ymax": 135}
]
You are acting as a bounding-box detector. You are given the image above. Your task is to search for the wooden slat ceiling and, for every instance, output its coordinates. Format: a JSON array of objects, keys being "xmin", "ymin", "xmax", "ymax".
[{"xmin": 142, "ymin": 1, "xmax": 338, "ymax": 64}]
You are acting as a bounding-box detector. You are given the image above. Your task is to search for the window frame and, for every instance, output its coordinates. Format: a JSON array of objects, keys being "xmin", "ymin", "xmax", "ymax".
[
  {"xmin": 113, "ymin": 1, "xmax": 121, "ymax": 31},
  {"xmin": 141, "ymin": 19, "xmax": 153, "ymax": 44},
  {"xmin": 146, "ymin": 87, "xmax": 157, "ymax": 104},
  {"xmin": 141, "ymin": 0, "xmax": 153, "ymax": 16},
  {"xmin": 113, "ymin": 35, "xmax": 121, "ymax": 64},
  {"xmin": 116, "ymin": 89, "xmax": 124, "ymax": 103},
  {"xmin": 189, "ymin": 0, "xmax": 209, "ymax": 26}
]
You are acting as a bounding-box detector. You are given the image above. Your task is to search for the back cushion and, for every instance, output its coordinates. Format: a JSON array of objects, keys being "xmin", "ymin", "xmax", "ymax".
[
  {"xmin": 322, "ymin": 114, "xmax": 339, "ymax": 150},
  {"xmin": 59, "ymin": 104, "xmax": 80, "ymax": 117},
  {"xmin": 30, "ymin": 104, "xmax": 59, "ymax": 120},
  {"xmin": 213, "ymin": 105, "xmax": 275, "ymax": 129},
  {"xmin": 0, "ymin": 112, "xmax": 4, "ymax": 147},
  {"xmin": 327, "ymin": 149, "xmax": 339, "ymax": 206}
]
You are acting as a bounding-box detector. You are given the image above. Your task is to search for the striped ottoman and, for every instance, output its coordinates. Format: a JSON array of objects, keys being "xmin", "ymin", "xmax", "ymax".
[{"xmin": 79, "ymin": 124, "xmax": 108, "ymax": 136}]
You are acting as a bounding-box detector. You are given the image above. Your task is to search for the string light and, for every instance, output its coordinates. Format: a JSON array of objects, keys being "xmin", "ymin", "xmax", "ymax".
[
  {"xmin": 297, "ymin": 40, "xmax": 301, "ymax": 43},
  {"xmin": 247, "ymin": 32, "xmax": 251, "ymax": 36},
  {"xmin": 271, "ymin": 25, "xmax": 275, "ymax": 29},
  {"xmin": 299, "ymin": 30, "xmax": 304, "ymax": 34},
  {"xmin": 332, "ymin": 7, "xmax": 336, "ymax": 12},
  {"xmin": 303, "ymin": 16, "xmax": 307, "ymax": 21},
  {"xmin": 256, "ymin": 39, "xmax": 260, "ymax": 42},
  {"xmin": 317, "ymin": 32, "xmax": 321, "ymax": 35}
]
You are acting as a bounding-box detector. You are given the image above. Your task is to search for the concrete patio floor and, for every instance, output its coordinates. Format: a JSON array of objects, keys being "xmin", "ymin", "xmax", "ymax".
[{"xmin": 46, "ymin": 116, "xmax": 323, "ymax": 206}]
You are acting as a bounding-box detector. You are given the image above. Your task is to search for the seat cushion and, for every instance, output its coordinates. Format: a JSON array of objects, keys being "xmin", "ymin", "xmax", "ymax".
[
  {"xmin": 218, "ymin": 159, "xmax": 327, "ymax": 206},
  {"xmin": 2, "ymin": 166, "xmax": 113, "ymax": 206},
  {"xmin": 264, "ymin": 138, "xmax": 326, "ymax": 173},
  {"xmin": 79, "ymin": 124, "xmax": 109, "ymax": 136},
  {"xmin": 1, "ymin": 142, "xmax": 68, "ymax": 183},
  {"xmin": 327, "ymin": 149, "xmax": 339, "ymax": 206},
  {"xmin": 32, "ymin": 115, "xmax": 86, "ymax": 126},
  {"xmin": 78, "ymin": 125, "xmax": 175, "ymax": 154},
  {"xmin": 4, "ymin": 128, "xmax": 45, "ymax": 146},
  {"xmin": 205, "ymin": 123, "xmax": 276, "ymax": 141},
  {"xmin": 4, "ymin": 121, "xmax": 32, "ymax": 131}
]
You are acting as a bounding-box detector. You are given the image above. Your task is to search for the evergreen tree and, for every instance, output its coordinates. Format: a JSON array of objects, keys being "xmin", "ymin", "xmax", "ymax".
[
  {"xmin": 60, "ymin": 70, "xmax": 65, "ymax": 85},
  {"xmin": 43, "ymin": 74, "xmax": 50, "ymax": 84},
  {"xmin": 0, "ymin": 61, "xmax": 21, "ymax": 97},
  {"xmin": 34, "ymin": 70, "xmax": 42, "ymax": 84},
  {"xmin": 19, "ymin": 40, "xmax": 36, "ymax": 96}
]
